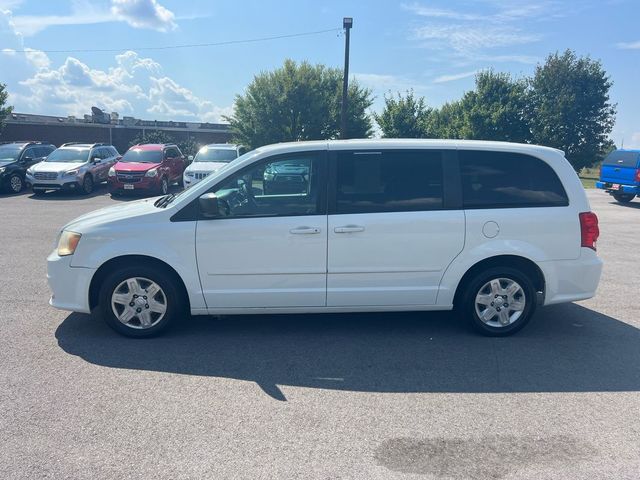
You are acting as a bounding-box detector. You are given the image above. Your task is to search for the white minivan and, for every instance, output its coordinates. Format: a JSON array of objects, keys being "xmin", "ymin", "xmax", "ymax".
[{"xmin": 47, "ymin": 140, "xmax": 602, "ymax": 337}]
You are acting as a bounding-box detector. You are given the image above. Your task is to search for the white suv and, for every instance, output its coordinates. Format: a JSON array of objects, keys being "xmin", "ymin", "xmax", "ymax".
[
  {"xmin": 182, "ymin": 144, "xmax": 245, "ymax": 188},
  {"xmin": 47, "ymin": 140, "xmax": 602, "ymax": 337}
]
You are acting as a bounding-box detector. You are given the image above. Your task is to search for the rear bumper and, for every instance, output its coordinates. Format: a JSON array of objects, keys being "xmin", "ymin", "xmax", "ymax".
[
  {"xmin": 538, "ymin": 248, "xmax": 603, "ymax": 306},
  {"xmin": 595, "ymin": 181, "xmax": 639, "ymax": 195},
  {"xmin": 47, "ymin": 251, "xmax": 94, "ymax": 313}
]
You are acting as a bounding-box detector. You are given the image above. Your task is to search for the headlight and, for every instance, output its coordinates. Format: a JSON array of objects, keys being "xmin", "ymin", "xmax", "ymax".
[
  {"xmin": 65, "ymin": 169, "xmax": 79, "ymax": 176},
  {"xmin": 57, "ymin": 231, "xmax": 82, "ymax": 256},
  {"xmin": 108, "ymin": 167, "xmax": 115, "ymax": 177},
  {"xmin": 0, "ymin": 167, "xmax": 5, "ymax": 174},
  {"xmin": 145, "ymin": 169, "xmax": 158, "ymax": 177},
  {"xmin": 26, "ymin": 168, "xmax": 33, "ymax": 175}
]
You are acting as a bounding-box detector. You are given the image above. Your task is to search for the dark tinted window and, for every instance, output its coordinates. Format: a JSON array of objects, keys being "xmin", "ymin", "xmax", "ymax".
[
  {"xmin": 335, "ymin": 150, "xmax": 444, "ymax": 214},
  {"xmin": 460, "ymin": 151, "xmax": 568, "ymax": 208},
  {"xmin": 211, "ymin": 153, "xmax": 322, "ymax": 218},
  {"xmin": 602, "ymin": 150, "xmax": 640, "ymax": 168}
]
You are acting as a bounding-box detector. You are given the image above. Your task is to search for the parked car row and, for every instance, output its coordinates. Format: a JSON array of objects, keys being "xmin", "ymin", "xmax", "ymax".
[{"xmin": 0, "ymin": 140, "xmax": 245, "ymax": 197}]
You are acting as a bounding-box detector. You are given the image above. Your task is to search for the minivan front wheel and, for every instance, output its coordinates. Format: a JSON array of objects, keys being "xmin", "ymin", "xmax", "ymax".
[
  {"xmin": 462, "ymin": 267, "xmax": 536, "ymax": 336},
  {"xmin": 98, "ymin": 265, "xmax": 183, "ymax": 337}
]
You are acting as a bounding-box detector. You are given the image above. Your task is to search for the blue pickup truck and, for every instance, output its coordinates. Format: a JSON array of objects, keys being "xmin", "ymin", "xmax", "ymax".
[{"xmin": 596, "ymin": 149, "xmax": 640, "ymax": 203}]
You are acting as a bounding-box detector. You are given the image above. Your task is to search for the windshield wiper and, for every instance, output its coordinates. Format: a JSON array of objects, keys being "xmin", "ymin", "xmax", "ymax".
[{"xmin": 155, "ymin": 193, "xmax": 175, "ymax": 208}]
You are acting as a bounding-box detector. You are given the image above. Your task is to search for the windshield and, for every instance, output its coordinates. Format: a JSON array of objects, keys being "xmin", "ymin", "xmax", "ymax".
[
  {"xmin": 121, "ymin": 149, "xmax": 163, "ymax": 163},
  {"xmin": 46, "ymin": 148, "xmax": 89, "ymax": 163},
  {"xmin": 0, "ymin": 146, "xmax": 21, "ymax": 163},
  {"xmin": 194, "ymin": 147, "xmax": 238, "ymax": 163}
]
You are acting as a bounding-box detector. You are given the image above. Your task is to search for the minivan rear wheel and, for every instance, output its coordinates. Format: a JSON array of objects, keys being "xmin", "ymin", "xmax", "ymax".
[
  {"xmin": 98, "ymin": 265, "xmax": 183, "ymax": 337},
  {"xmin": 612, "ymin": 193, "xmax": 635, "ymax": 203},
  {"xmin": 461, "ymin": 267, "xmax": 536, "ymax": 336}
]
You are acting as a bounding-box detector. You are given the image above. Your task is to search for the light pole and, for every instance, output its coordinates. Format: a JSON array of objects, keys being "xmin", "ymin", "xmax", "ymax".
[{"xmin": 340, "ymin": 17, "xmax": 352, "ymax": 140}]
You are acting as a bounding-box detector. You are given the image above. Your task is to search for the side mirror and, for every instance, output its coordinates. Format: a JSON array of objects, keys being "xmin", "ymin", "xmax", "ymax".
[
  {"xmin": 187, "ymin": 155, "xmax": 194, "ymax": 162},
  {"xmin": 91, "ymin": 156, "xmax": 100, "ymax": 163},
  {"xmin": 198, "ymin": 193, "xmax": 220, "ymax": 218},
  {"xmin": 22, "ymin": 156, "xmax": 33, "ymax": 163}
]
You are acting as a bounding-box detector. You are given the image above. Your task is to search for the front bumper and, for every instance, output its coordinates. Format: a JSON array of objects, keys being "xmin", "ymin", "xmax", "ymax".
[
  {"xmin": 538, "ymin": 248, "xmax": 603, "ymax": 305},
  {"xmin": 27, "ymin": 173, "xmax": 82, "ymax": 191},
  {"xmin": 109, "ymin": 175, "xmax": 160, "ymax": 192},
  {"xmin": 47, "ymin": 251, "xmax": 95, "ymax": 314},
  {"xmin": 595, "ymin": 181, "xmax": 639, "ymax": 195}
]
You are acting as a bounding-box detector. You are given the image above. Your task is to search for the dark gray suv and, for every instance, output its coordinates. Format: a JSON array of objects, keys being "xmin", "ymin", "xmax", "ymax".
[{"xmin": 0, "ymin": 141, "xmax": 56, "ymax": 193}]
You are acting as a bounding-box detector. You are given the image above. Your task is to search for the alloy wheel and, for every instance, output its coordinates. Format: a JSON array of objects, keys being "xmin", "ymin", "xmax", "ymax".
[{"xmin": 9, "ymin": 175, "xmax": 23, "ymax": 193}]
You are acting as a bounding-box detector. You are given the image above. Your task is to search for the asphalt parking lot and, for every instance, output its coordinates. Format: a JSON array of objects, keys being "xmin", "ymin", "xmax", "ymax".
[{"xmin": 0, "ymin": 186, "xmax": 638, "ymax": 479}]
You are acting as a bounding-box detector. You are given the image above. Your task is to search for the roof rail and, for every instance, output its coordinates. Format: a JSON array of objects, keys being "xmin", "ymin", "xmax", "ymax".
[
  {"xmin": 60, "ymin": 142, "xmax": 84, "ymax": 147},
  {"xmin": 0, "ymin": 140, "xmax": 50, "ymax": 145}
]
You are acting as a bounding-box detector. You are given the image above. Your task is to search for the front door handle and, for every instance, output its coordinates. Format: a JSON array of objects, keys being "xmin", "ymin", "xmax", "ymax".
[
  {"xmin": 334, "ymin": 225, "xmax": 365, "ymax": 233},
  {"xmin": 290, "ymin": 226, "xmax": 321, "ymax": 235}
]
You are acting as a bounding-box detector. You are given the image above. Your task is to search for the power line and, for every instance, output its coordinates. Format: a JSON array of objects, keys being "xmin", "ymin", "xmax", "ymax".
[{"xmin": 6, "ymin": 27, "xmax": 343, "ymax": 54}]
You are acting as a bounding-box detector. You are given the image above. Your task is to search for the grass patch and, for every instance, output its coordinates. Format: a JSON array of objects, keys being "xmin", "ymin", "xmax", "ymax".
[{"xmin": 579, "ymin": 167, "xmax": 599, "ymax": 189}]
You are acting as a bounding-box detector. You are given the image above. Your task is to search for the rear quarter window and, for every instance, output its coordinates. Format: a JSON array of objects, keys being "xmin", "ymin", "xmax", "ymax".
[{"xmin": 460, "ymin": 150, "xmax": 569, "ymax": 209}]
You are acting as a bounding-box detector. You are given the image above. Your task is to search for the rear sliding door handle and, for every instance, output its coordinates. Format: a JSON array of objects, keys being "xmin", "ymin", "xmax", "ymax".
[
  {"xmin": 289, "ymin": 226, "xmax": 321, "ymax": 235},
  {"xmin": 334, "ymin": 225, "xmax": 365, "ymax": 233}
]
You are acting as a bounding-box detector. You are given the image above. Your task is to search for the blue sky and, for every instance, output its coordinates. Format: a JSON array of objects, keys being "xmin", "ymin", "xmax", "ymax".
[{"xmin": 1, "ymin": 0, "xmax": 638, "ymax": 147}]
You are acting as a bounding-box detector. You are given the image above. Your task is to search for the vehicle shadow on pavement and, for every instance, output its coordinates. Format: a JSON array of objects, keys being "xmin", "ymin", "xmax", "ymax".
[
  {"xmin": 55, "ymin": 304, "xmax": 640, "ymax": 401},
  {"xmin": 609, "ymin": 200, "xmax": 640, "ymax": 209}
]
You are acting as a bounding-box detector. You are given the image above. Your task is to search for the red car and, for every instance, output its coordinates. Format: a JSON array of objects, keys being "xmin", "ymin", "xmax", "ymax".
[{"xmin": 108, "ymin": 143, "xmax": 186, "ymax": 196}]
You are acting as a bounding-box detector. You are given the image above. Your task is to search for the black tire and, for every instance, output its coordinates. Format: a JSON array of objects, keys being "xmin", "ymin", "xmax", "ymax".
[
  {"xmin": 612, "ymin": 193, "xmax": 635, "ymax": 203},
  {"xmin": 460, "ymin": 266, "xmax": 537, "ymax": 337},
  {"xmin": 159, "ymin": 177, "xmax": 169, "ymax": 195},
  {"xmin": 82, "ymin": 175, "xmax": 94, "ymax": 195},
  {"xmin": 98, "ymin": 264, "xmax": 184, "ymax": 338},
  {"xmin": 8, "ymin": 174, "xmax": 23, "ymax": 193}
]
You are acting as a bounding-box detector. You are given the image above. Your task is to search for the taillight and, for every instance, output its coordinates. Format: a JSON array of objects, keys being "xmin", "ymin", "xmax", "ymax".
[
  {"xmin": 579, "ymin": 212, "xmax": 599, "ymax": 251},
  {"xmin": 634, "ymin": 168, "xmax": 640, "ymax": 183}
]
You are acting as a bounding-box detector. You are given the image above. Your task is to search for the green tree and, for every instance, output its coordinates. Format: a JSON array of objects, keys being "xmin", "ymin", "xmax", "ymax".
[
  {"xmin": 424, "ymin": 101, "xmax": 466, "ymax": 139},
  {"xmin": 528, "ymin": 49, "xmax": 616, "ymax": 171},
  {"xmin": 0, "ymin": 83, "xmax": 13, "ymax": 138},
  {"xmin": 129, "ymin": 130, "xmax": 199, "ymax": 156},
  {"xmin": 225, "ymin": 59, "xmax": 374, "ymax": 148},
  {"xmin": 458, "ymin": 71, "xmax": 531, "ymax": 143},
  {"xmin": 374, "ymin": 90, "xmax": 431, "ymax": 138}
]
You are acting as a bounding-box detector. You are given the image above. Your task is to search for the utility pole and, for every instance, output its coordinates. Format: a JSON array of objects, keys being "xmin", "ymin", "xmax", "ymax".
[{"xmin": 340, "ymin": 17, "xmax": 353, "ymax": 140}]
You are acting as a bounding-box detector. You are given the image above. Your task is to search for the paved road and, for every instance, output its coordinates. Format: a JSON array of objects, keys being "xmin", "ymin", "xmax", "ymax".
[{"xmin": 1, "ymin": 186, "xmax": 639, "ymax": 479}]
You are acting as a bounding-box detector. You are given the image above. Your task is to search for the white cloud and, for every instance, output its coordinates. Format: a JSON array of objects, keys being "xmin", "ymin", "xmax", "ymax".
[
  {"xmin": 353, "ymin": 73, "xmax": 428, "ymax": 93},
  {"xmin": 414, "ymin": 24, "xmax": 540, "ymax": 57},
  {"xmin": 432, "ymin": 70, "xmax": 478, "ymax": 84},
  {"xmin": 616, "ymin": 40, "xmax": 640, "ymax": 50},
  {"xmin": 628, "ymin": 132, "xmax": 640, "ymax": 149},
  {"xmin": 1, "ymin": 8, "xmax": 228, "ymax": 122},
  {"xmin": 111, "ymin": 0, "xmax": 176, "ymax": 32},
  {"xmin": 10, "ymin": 0, "xmax": 178, "ymax": 36}
]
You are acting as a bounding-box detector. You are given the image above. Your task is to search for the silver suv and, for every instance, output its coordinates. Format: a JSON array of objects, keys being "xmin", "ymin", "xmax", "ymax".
[{"xmin": 27, "ymin": 143, "xmax": 120, "ymax": 195}]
